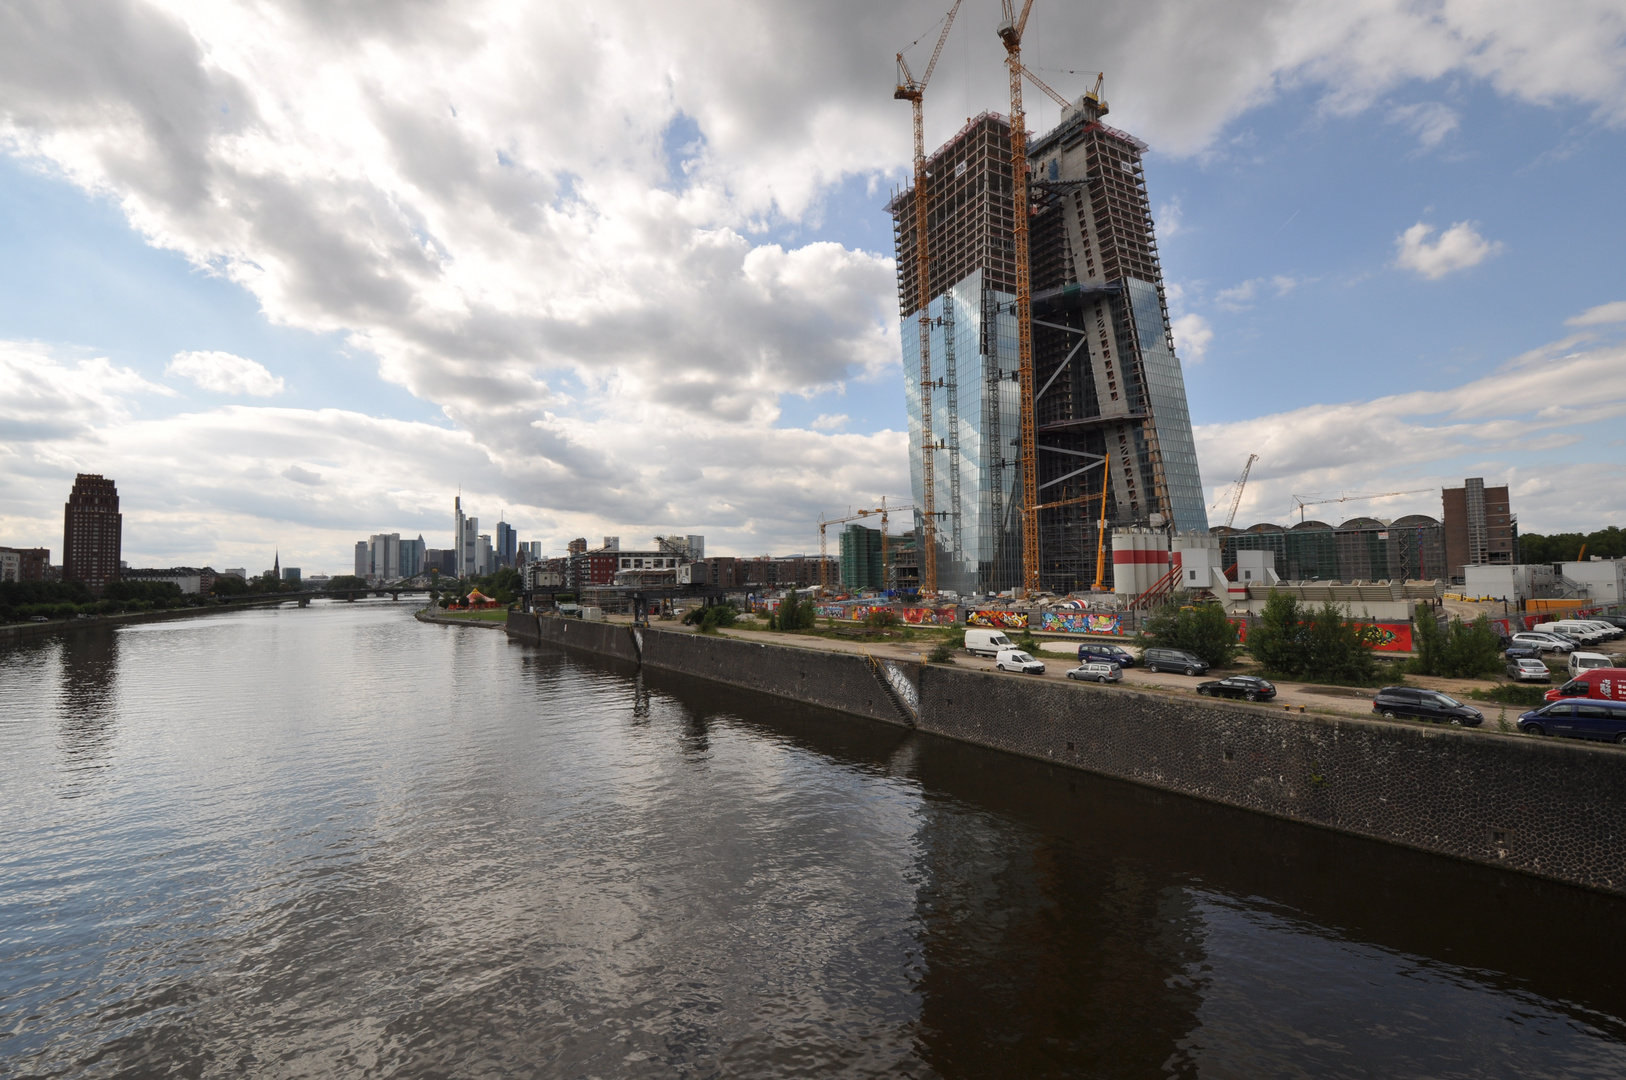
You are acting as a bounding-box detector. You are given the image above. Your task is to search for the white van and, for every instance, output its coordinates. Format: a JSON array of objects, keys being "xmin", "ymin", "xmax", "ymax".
[
  {"xmin": 964, "ymin": 629, "xmax": 1015, "ymax": 656},
  {"xmin": 1576, "ymin": 620, "xmax": 1624, "ymax": 640},
  {"xmin": 1570, "ymin": 651, "xmax": 1614, "ymax": 678},
  {"xmin": 1534, "ymin": 621, "xmax": 1606, "ymax": 645},
  {"xmin": 994, "ymin": 648, "xmax": 1045, "ymax": 674}
]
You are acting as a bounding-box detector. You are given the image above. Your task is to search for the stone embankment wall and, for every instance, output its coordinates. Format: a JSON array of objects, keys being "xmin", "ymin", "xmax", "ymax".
[{"xmin": 506, "ymin": 612, "xmax": 1626, "ymax": 896}]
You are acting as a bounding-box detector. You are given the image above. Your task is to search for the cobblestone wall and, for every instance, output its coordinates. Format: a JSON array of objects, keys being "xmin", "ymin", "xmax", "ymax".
[{"xmin": 506, "ymin": 612, "xmax": 1626, "ymax": 895}]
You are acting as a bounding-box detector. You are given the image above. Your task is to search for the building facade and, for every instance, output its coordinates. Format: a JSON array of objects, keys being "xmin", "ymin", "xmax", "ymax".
[
  {"xmin": 840, "ymin": 524, "xmax": 885, "ymax": 591},
  {"xmin": 0, "ymin": 546, "xmax": 49, "ymax": 581},
  {"xmin": 889, "ymin": 99, "xmax": 1206, "ymax": 596},
  {"xmin": 62, "ymin": 474, "xmax": 122, "ymax": 594},
  {"xmin": 1216, "ymin": 515, "xmax": 1447, "ymax": 583},
  {"xmin": 495, "ymin": 521, "xmax": 516, "ymax": 568},
  {"xmin": 1442, "ymin": 478, "xmax": 1516, "ymax": 578}
]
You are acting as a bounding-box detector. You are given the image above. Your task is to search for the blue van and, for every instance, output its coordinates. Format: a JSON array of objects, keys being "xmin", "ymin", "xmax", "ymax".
[
  {"xmin": 1517, "ymin": 699, "xmax": 1626, "ymax": 744},
  {"xmin": 1077, "ymin": 642, "xmax": 1137, "ymax": 667}
]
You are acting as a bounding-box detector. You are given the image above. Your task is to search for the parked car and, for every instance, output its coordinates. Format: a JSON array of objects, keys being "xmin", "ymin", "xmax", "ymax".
[
  {"xmin": 1592, "ymin": 615, "xmax": 1626, "ymax": 631},
  {"xmin": 995, "ymin": 648, "xmax": 1045, "ymax": 674},
  {"xmin": 1534, "ymin": 621, "xmax": 1608, "ymax": 646},
  {"xmin": 1503, "ymin": 645, "xmax": 1545, "ymax": 662},
  {"xmin": 1506, "ymin": 658, "xmax": 1552, "ymax": 682},
  {"xmin": 1518, "ymin": 699, "xmax": 1626, "ymax": 743},
  {"xmin": 1576, "ymin": 619, "xmax": 1624, "ymax": 640},
  {"xmin": 1077, "ymin": 642, "xmax": 1136, "ymax": 667},
  {"xmin": 1142, "ymin": 648, "xmax": 1210, "ymax": 676},
  {"xmin": 1568, "ymin": 651, "xmax": 1613, "ymax": 679},
  {"xmin": 965, "ymin": 629, "xmax": 1016, "ymax": 657},
  {"xmin": 1510, "ymin": 632, "xmax": 1576, "ymax": 655},
  {"xmin": 1066, "ymin": 661, "xmax": 1123, "ymax": 684},
  {"xmin": 1371, "ymin": 686, "xmax": 1484, "ymax": 726},
  {"xmin": 1196, "ymin": 675, "xmax": 1277, "ymax": 701},
  {"xmin": 1543, "ymin": 667, "xmax": 1626, "ymax": 702}
]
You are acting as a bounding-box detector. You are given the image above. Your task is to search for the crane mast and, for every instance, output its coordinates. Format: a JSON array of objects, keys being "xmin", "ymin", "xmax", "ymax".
[
  {"xmin": 895, "ymin": 0, "xmax": 961, "ymax": 598},
  {"xmin": 999, "ymin": 0, "xmax": 1040, "ymax": 596},
  {"xmin": 1224, "ymin": 454, "xmax": 1259, "ymax": 529}
]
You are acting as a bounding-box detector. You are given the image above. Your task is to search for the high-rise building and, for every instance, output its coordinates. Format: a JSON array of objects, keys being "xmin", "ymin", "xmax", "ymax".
[
  {"xmin": 1442, "ymin": 478, "xmax": 1516, "ymax": 578},
  {"xmin": 401, "ymin": 535, "xmax": 426, "ymax": 578},
  {"xmin": 889, "ymin": 95, "xmax": 1207, "ymax": 594},
  {"xmin": 494, "ymin": 521, "xmax": 517, "ymax": 568},
  {"xmin": 840, "ymin": 524, "xmax": 884, "ymax": 591},
  {"xmin": 62, "ymin": 474, "xmax": 122, "ymax": 594},
  {"xmin": 354, "ymin": 541, "xmax": 369, "ymax": 577},
  {"xmin": 476, "ymin": 534, "xmax": 493, "ymax": 575}
]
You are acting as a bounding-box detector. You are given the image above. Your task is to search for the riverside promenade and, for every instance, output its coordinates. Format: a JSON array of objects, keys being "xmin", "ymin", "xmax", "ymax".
[{"xmin": 507, "ymin": 609, "xmax": 1626, "ymax": 898}]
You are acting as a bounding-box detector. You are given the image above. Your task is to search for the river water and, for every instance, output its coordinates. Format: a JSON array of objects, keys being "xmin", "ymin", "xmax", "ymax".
[{"xmin": 2, "ymin": 601, "xmax": 1624, "ymax": 1078}]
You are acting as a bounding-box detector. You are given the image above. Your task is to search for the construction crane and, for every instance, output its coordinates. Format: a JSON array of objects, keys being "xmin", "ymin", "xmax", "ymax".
[
  {"xmin": 895, "ymin": 0, "xmax": 962, "ymax": 598},
  {"xmin": 817, "ymin": 500, "xmax": 914, "ymax": 591},
  {"xmin": 1028, "ymin": 452, "xmax": 1112, "ymax": 591},
  {"xmin": 1216, "ymin": 453, "xmax": 1258, "ymax": 529},
  {"xmin": 998, "ymin": 0, "xmax": 1041, "ymax": 597},
  {"xmin": 1289, "ymin": 488, "xmax": 1435, "ymax": 523}
]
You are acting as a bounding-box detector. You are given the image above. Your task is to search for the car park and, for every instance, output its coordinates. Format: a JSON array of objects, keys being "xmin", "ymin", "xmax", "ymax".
[
  {"xmin": 1142, "ymin": 648, "xmax": 1210, "ymax": 676},
  {"xmin": 1534, "ymin": 621, "xmax": 1608, "ymax": 645},
  {"xmin": 1077, "ymin": 642, "xmax": 1136, "ymax": 667},
  {"xmin": 1543, "ymin": 667, "xmax": 1626, "ymax": 702},
  {"xmin": 1507, "ymin": 658, "xmax": 1552, "ymax": 682},
  {"xmin": 1518, "ymin": 699, "xmax": 1626, "ymax": 743},
  {"xmin": 965, "ymin": 629, "xmax": 1015, "ymax": 657},
  {"xmin": 1510, "ymin": 632, "xmax": 1576, "ymax": 655},
  {"xmin": 994, "ymin": 648, "xmax": 1045, "ymax": 674},
  {"xmin": 1066, "ymin": 661, "xmax": 1122, "ymax": 684},
  {"xmin": 1196, "ymin": 675, "xmax": 1276, "ymax": 701},
  {"xmin": 1503, "ymin": 644, "xmax": 1545, "ymax": 663},
  {"xmin": 1568, "ymin": 652, "xmax": 1612, "ymax": 678},
  {"xmin": 1371, "ymin": 687, "xmax": 1484, "ymax": 726},
  {"xmin": 1576, "ymin": 619, "xmax": 1624, "ymax": 640}
]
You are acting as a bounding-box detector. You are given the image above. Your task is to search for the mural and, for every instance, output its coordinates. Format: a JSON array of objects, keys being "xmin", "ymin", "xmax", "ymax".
[
  {"xmin": 966, "ymin": 610, "xmax": 1028, "ymax": 630},
  {"xmin": 1229, "ymin": 618, "xmax": 1413, "ymax": 651},
  {"xmin": 1037, "ymin": 612, "xmax": 1123, "ymax": 635},
  {"xmin": 818, "ymin": 604, "xmax": 958, "ymax": 626}
]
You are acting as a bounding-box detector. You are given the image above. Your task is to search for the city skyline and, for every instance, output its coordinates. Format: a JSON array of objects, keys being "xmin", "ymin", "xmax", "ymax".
[{"xmin": 0, "ymin": 2, "xmax": 1623, "ymax": 573}]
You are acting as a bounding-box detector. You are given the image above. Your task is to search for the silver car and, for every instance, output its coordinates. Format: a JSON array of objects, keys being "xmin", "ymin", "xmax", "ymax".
[
  {"xmin": 1511, "ymin": 632, "xmax": 1575, "ymax": 655},
  {"xmin": 1506, "ymin": 658, "xmax": 1551, "ymax": 682},
  {"xmin": 1067, "ymin": 661, "xmax": 1123, "ymax": 684}
]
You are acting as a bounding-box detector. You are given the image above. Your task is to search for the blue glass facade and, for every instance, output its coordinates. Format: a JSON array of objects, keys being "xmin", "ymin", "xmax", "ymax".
[{"xmin": 1125, "ymin": 278, "xmax": 1208, "ymax": 535}]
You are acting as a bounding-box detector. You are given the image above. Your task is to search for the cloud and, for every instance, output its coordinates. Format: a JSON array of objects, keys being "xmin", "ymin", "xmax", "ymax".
[
  {"xmin": 1393, "ymin": 221, "xmax": 1504, "ymax": 279},
  {"xmin": 1388, "ymin": 101, "xmax": 1460, "ymax": 148},
  {"xmin": 1567, "ymin": 300, "xmax": 1626, "ymax": 326},
  {"xmin": 281, "ymin": 464, "xmax": 323, "ymax": 485},
  {"xmin": 167, "ymin": 350, "xmax": 285, "ymax": 396},
  {"xmin": 1195, "ymin": 334, "xmax": 1626, "ymax": 531},
  {"xmin": 1213, "ymin": 275, "xmax": 1298, "ymax": 311},
  {"xmin": 1172, "ymin": 314, "xmax": 1213, "ymax": 363},
  {"xmin": 811, "ymin": 413, "xmax": 849, "ymax": 431}
]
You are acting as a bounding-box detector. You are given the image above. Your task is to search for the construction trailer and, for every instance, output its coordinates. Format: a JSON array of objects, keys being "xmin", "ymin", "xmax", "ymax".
[{"xmin": 890, "ymin": 94, "xmax": 1207, "ymax": 596}]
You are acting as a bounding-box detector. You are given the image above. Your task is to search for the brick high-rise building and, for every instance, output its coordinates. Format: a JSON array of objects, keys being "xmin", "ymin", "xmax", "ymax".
[
  {"xmin": 62, "ymin": 474, "xmax": 122, "ymax": 594},
  {"xmin": 1442, "ymin": 478, "xmax": 1516, "ymax": 579}
]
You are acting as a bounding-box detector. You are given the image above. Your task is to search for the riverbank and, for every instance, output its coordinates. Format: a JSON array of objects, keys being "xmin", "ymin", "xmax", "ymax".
[
  {"xmin": 415, "ymin": 608, "xmax": 508, "ymax": 628},
  {"xmin": 0, "ymin": 595, "xmax": 306, "ymax": 642},
  {"xmin": 507, "ymin": 609, "xmax": 1626, "ymax": 897}
]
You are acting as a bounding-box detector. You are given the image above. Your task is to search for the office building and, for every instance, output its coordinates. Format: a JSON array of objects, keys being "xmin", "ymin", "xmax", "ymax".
[
  {"xmin": 495, "ymin": 521, "xmax": 516, "ymax": 569},
  {"xmin": 282, "ymin": 567, "xmax": 301, "ymax": 586},
  {"xmin": 475, "ymin": 534, "xmax": 493, "ymax": 575},
  {"xmin": 1442, "ymin": 478, "xmax": 1517, "ymax": 578},
  {"xmin": 354, "ymin": 541, "xmax": 369, "ymax": 578},
  {"xmin": 889, "ymin": 97, "xmax": 1206, "ymax": 595},
  {"xmin": 840, "ymin": 524, "xmax": 885, "ymax": 591},
  {"xmin": 62, "ymin": 473, "xmax": 122, "ymax": 594}
]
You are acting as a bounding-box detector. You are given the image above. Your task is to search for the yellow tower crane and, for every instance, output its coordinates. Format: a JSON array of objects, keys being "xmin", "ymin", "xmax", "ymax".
[
  {"xmin": 895, "ymin": 0, "xmax": 962, "ymax": 599},
  {"xmin": 818, "ymin": 500, "xmax": 913, "ymax": 592},
  {"xmin": 997, "ymin": 0, "xmax": 1041, "ymax": 597}
]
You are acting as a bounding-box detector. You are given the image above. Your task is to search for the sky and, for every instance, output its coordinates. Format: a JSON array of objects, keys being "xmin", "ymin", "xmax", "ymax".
[{"xmin": 1, "ymin": 0, "xmax": 1625, "ymax": 574}]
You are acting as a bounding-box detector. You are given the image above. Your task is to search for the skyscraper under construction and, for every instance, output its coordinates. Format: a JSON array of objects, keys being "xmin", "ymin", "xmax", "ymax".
[{"xmin": 890, "ymin": 92, "xmax": 1206, "ymax": 595}]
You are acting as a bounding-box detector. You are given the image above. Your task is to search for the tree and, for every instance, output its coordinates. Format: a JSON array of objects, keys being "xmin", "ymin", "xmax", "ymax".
[
  {"xmin": 1144, "ymin": 599, "xmax": 1239, "ymax": 667},
  {"xmin": 771, "ymin": 590, "xmax": 817, "ymax": 632},
  {"xmin": 1246, "ymin": 593, "xmax": 1378, "ymax": 683},
  {"xmin": 1411, "ymin": 613, "xmax": 1501, "ymax": 679},
  {"xmin": 326, "ymin": 575, "xmax": 369, "ymax": 592}
]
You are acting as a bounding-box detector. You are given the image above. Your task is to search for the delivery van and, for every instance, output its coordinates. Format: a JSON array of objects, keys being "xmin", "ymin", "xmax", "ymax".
[
  {"xmin": 1544, "ymin": 667, "xmax": 1626, "ymax": 702},
  {"xmin": 964, "ymin": 629, "xmax": 1015, "ymax": 657},
  {"xmin": 1568, "ymin": 652, "xmax": 1613, "ymax": 679}
]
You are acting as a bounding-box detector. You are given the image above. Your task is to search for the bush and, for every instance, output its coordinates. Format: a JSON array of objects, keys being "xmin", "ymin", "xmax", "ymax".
[
  {"xmin": 865, "ymin": 608, "xmax": 900, "ymax": 629},
  {"xmin": 1411, "ymin": 613, "xmax": 1503, "ymax": 679},
  {"xmin": 1144, "ymin": 599, "xmax": 1239, "ymax": 667},
  {"xmin": 927, "ymin": 638, "xmax": 957, "ymax": 664},
  {"xmin": 769, "ymin": 591, "xmax": 817, "ymax": 632},
  {"xmin": 1468, "ymin": 683, "xmax": 1549, "ymax": 708},
  {"xmin": 700, "ymin": 604, "xmax": 737, "ymax": 633},
  {"xmin": 1248, "ymin": 591, "xmax": 1379, "ymax": 683}
]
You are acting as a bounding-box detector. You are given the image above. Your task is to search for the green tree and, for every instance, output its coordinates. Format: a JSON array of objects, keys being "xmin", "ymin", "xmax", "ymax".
[
  {"xmin": 326, "ymin": 575, "xmax": 369, "ymax": 592},
  {"xmin": 1250, "ymin": 591, "xmax": 1304, "ymax": 675},
  {"xmin": 1411, "ymin": 613, "xmax": 1502, "ymax": 678},
  {"xmin": 1144, "ymin": 599, "xmax": 1239, "ymax": 667},
  {"xmin": 771, "ymin": 590, "xmax": 817, "ymax": 632},
  {"xmin": 1246, "ymin": 593, "xmax": 1379, "ymax": 683}
]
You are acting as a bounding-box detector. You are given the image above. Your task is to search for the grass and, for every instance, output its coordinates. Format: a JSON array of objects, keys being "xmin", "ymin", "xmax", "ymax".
[{"xmin": 437, "ymin": 608, "xmax": 510, "ymax": 622}]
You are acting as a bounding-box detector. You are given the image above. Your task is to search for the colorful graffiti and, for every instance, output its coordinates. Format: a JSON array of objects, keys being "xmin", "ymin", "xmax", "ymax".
[
  {"xmin": 1360, "ymin": 622, "xmax": 1414, "ymax": 652},
  {"xmin": 966, "ymin": 610, "xmax": 1028, "ymax": 630},
  {"xmin": 1037, "ymin": 611, "xmax": 1123, "ymax": 635},
  {"xmin": 818, "ymin": 604, "xmax": 958, "ymax": 626}
]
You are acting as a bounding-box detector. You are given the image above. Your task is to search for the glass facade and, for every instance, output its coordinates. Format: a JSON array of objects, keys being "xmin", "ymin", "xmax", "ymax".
[
  {"xmin": 904, "ymin": 269, "xmax": 1022, "ymax": 595},
  {"xmin": 1125, "ymin": 278, "xmax": 1208, "ymax": 534}
]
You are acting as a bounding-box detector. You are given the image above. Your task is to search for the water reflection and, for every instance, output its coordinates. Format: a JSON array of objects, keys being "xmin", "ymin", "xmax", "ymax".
[{"xmin": 54, "ymin": 626, "xmax": 120, "ymax": 794}]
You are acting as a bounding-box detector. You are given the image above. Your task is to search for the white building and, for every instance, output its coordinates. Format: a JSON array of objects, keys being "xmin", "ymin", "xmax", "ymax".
[
  {"xmin": 0, "ymin": 550, "xmax": 19, "ymax": 582},
  {"xmin": 476, "ymin": 533, "xmax": 493, "ymax": 575},
  {"xmin": 1463, "ymin": 563, "xmax": 1556, "ymax": 603},
  {"xmin": 1561, "ymin": 559, "xmax": 1626, "ymax": 603}
]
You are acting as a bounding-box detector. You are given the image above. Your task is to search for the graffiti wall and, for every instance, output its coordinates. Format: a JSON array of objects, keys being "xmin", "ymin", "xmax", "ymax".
[
  {"xmin": 1037, "ymin": 612, "xmax": 1124, "ymax": 635},
  {"xmin": 819, "ymin": 605, "xmax": 958, "ymax": 626},
  {"xmin": 1229, "ymin": 618, "xmax": 1413, "ymax": 651},
  {"xmin": 966, "ymin": 610, "xmax": 1028, "ymax": 630}
]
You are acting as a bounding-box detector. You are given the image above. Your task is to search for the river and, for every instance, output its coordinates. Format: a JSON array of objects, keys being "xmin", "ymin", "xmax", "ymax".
[{"xmin": 2, "ymin": 601, "xmax": 1624, "ymax": 1078}]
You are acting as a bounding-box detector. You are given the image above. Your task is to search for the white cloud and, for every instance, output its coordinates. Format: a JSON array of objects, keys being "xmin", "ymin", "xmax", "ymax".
[
  {"xmin": 1172, "ymin": 313, "xmax": 1213, "ymax": 363},
  {"xmin": 1567, "ymin": 300, "xmax": 1626, "ymax": 326},
  {"xmin": 811, "ymin": 413, "xmax": 849, "ymax": 431},
  {"xmin": 1213, "ymin": 275, "xmax": 1299, "ymax": 311},
  {"xmin": 1389, "ymin": 101, "xmax": 1460, "ymax": 148},
  {"xmin": 167, "ymin": 350, "xmax": 284, "ymax": 396},
  {"xmin": 1195, "ymin": 334, "xmax": 1626, "ymax": 531},
  {"xmin": 1393, "ymin": 221, "xmax": 1504, "ymax": 279}
]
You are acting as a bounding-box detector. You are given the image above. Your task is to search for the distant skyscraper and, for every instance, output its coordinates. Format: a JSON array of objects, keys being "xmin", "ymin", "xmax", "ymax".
[
  {"xmin": 495, "ymin": 520, "xmax": 517, "ymax": 568},
  {"xmin": 354, "ymin": 541, "xmax": 369, "ymax": 577},
  {"xmin": 453, "ymin": 495, "xmax": 468, "ymax": 578},
  {"xmin": 476, "ymin": 533, "xmax": 493, "ymax": 575},
  {"xmin": 62, "ymin": 473, "xmax": 122, "ymax": 594}
]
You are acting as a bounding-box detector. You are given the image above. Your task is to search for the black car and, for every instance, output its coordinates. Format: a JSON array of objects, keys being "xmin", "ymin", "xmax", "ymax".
[
  {"xmin": 1142, "ymin": 648, "xmax": 1210, "ymax": 676},
  {"xmin": 1371, "ymin": 686, "xmax": 1484, "ymax": 726},
  {"xmin": 1518, "ymin": 699, "xmax": 1626, "ymax": 743},
  {"xmin": 1196, "ymin": 675, "xmax": 1276, "ymax": 701},
  {"xmin": 1503, "ymin": 645, "xmax": 1544, "ymax": 662},
  {"xmin": 1077, "ymin": 642, "xmax": 1136, "ymax": 667}
]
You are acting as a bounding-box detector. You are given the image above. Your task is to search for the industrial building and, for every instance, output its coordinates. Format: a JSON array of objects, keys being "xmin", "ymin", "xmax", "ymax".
[
  {"xmin": 1213, "ymin": 516, "xmax": 1447, "ymax": 584},
  {"xmin": 889, "ymin": 94, "xmax": 1206, "ymax": 596}
]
